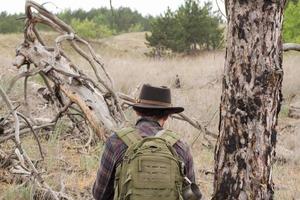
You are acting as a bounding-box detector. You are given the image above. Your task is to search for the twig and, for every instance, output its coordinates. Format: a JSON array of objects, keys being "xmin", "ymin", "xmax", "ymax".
[
  {"xmin": 23, "ymin": 74, "xmax": 34, "ymax": 123},
  {"xmin": 17, "ymin": 112, "xmax": 44, "ymax": 160},
  {"xmin": 177, "ymin": 113, "xmax": 218, "ymax": 139},
  {"xmin": 0, "ymin": 150, "xmax": 15, "ymax": 168},
  {"xmin": 33, "ymin": 25, "xmax": 45, "ymax": 46},
  {"xmin": 130, "ymin": 83, "xmax": 142, "ymax": 97},
  {"xmin": 6, "ymin": 66, "xmax": 44, "ymax": 94},
  {"xmin": 70, "ymin": 41, "xmax": 126, "ymax": 122},
  {"xmin": 51, "ymin": 101, "xmax": 72, "ymax": 123},
  {"xmin": 199, "ymin": 78, "xmax": 220, "ymax": 90},
  {"xmin": 0, "ymin": 86, "xmax": 21, "ymax": 147},
  {"xmin": 0, "ymin": 105, "xmax": 21, "ymax": 126},
  {"xmin": 215, "ymin": 0, "xmax": 227, "ymax": 20},
  {"xmin": 73, "ymin": 37, "xmax": 114, "ymax": 87},
  {"xmin": 1, "ymin": 123, "xmax": 55, "ymax": 144},
  {"xmin": 84, "ymin": 125, "xmax": 94, "ymax": 148}
]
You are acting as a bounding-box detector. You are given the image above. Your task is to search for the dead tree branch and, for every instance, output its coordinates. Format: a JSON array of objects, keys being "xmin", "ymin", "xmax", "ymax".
[
  {"xmin": 10, "ymin": 0, "xmax": 128, "ymax": 140},
  {"xmin": 0, "ymin": 123, "xmax": 55, "ymax": 144},
  {"xmin": 283, "ymin": 43, "xmax": 300, "ymax": 51},
  {"xmin": 215, "ymin": 0, "xmax": 227, "ymax": 20},
  {"xmin": 17, "ymin": 112, "xmax": 44, "ymax": 160}
]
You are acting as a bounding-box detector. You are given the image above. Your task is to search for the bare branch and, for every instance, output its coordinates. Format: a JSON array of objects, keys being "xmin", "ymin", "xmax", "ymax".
[
  {"xmin": 283, "ymin": 43, "xmax": 300, "ymax": 51},
  {"xmin": 1, "ymin": 123, "xmax": 55, "ymax": 144},
  {"xmin": 6, "ymin": 66, "xmax": 44, "ymax": 94},
  {"xmin": 215, "ymin": 0, "xmax": 227, "ymax": 20},
  {"xmin": 17, "ymin": 112, "xmax": 44, "ymax": 160}
]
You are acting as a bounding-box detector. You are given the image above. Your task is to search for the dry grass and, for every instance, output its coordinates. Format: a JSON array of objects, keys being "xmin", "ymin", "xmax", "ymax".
[{"xmin": 0, "ymin": 32, "xmax": 300, "ymax": 199}]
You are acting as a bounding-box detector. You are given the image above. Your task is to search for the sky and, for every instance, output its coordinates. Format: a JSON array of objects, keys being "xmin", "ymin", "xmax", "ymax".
[{"xmin": 0, "ymin": 0, "xmax": 225, "ymax": 16}]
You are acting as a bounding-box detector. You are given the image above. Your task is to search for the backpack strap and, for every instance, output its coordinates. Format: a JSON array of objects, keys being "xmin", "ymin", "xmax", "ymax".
[
  {"xmin": 156, "ymin": 129, "xmax": 180, "ymax": 146},
  {"xmin": 116, "ymin": 127, "xmax": 142, "ymax": 147}
]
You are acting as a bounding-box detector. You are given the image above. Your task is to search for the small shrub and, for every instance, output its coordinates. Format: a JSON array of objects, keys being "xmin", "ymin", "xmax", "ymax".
[{"xmin": 71, "ymin": 19, "xmax": 114, "ymax": 39}]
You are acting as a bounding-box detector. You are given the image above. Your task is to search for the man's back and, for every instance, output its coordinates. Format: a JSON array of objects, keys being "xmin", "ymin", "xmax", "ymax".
[{"xmin": 92, "ymin": 117, "xmax": 195, "ymax": 200}]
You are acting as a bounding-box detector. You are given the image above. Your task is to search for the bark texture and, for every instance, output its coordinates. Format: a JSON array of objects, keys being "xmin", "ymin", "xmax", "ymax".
[{"xmin": 213, "ymin": 1, "xmax": 286, "ymax": 199}]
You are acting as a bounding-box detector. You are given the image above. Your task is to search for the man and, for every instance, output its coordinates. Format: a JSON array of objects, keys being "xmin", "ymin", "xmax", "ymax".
[{"xmin": 92, "ymin": 84, "xmax": 196, "ymax": 200}]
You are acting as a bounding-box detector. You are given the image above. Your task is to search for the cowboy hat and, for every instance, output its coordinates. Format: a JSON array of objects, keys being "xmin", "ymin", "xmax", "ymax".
[{"xmin": 132, "ymin": 84, "xmax": 184, "ymax": 114}]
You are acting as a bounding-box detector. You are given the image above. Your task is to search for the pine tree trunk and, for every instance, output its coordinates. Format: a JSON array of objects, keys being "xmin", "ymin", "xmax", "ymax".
[{"xmin": 213, "ymin": 1, "xmax": 286, "ymax": 199}]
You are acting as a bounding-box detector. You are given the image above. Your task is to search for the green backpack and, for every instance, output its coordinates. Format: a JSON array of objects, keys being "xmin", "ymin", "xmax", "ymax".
[{"xmin": 113, "ymin": 127, "xmax": 185, "ymax": 200}]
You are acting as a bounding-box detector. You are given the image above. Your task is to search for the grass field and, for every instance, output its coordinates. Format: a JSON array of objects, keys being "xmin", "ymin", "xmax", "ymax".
[{"xmin": 0, "ymin": 32, "xmax": 300, "ymax": 199}]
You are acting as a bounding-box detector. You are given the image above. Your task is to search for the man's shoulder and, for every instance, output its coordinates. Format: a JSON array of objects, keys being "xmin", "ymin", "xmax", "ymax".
[
  {"xmin": 106, "ymin": 131, "xmax": 124, "ymax": 147},
  {"xmin": 175, "ymin": 138, "xmax": 189, "ymax": 151},
  {"xmin": 163, "ymin": 129, "xmax": 189, "ymax": 151},
  {"xmin": 106, "ymin": 126, "xmax": 137, "ymax": 144}
]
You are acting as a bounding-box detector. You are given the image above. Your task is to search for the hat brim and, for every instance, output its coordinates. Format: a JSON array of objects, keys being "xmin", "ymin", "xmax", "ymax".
[{"xmin": 131, "ymin": 103, "xmax": 184, "ymax": 114}]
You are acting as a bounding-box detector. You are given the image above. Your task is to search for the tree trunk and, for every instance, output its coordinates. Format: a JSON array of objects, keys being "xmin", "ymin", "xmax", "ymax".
[
  {"xmin": 213, "ymin": 1, "xmax": 286, "ymax": 199},
  {"xmin": 109, "ymin": 0, "xmax": 115, "ymax": 30}
]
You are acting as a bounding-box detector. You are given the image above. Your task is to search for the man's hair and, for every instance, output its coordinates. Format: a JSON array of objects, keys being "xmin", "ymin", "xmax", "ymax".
[{"xmin": 133, "ymin": 107, "xmax": 169, "ymax": 119}]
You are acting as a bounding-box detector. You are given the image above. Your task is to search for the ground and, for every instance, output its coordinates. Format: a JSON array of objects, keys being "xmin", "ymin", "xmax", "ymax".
[{"xmin": 0, "ymin": 32, "xmax": 300, "ymax": 199}]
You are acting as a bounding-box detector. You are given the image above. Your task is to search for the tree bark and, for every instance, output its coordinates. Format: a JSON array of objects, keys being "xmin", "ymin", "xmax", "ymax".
[{"xmin": 213, "ymin": 1, "xmax": 286, "ymax": 199}]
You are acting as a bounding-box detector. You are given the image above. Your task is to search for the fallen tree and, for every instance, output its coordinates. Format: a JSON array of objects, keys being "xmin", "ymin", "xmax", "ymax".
[{"xmin": 13, "ymin": 1, "xmax": 126, "ymax": 140}]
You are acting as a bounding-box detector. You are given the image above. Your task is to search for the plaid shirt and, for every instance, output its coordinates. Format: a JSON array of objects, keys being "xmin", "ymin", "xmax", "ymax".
[{"xmin": 92, "ymin": 117, "xmax": 195, "ymax": 200}]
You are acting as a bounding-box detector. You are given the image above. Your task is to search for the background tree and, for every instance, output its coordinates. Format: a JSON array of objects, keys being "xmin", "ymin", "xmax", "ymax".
[
  {"xmin": 0, "ymin": 7, "xmax": 152, "ymax": 38},
  {"xmin": 145, "ymin": 8, "xmax": 178, "ymax": 56},
  {"xmin": 70, "ymin": 18, "xmax": 114, "ymax": 38},
  {"xmin": 109, "ymin": 0, "xmax": 115, "ymax": 30},
  {"xmin": 213, "ymin": 1, "xmax": 286, "ymax": 199},
  {"xmin": 0, "ymin": 12, "xmax": 23, "ymax": 33},
  {"xmin": 146, "ymin": 0, "xmax": 223, "ymax": 54}
]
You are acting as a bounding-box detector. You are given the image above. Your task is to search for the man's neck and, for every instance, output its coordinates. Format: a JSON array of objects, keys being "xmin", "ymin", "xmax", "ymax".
[
  {"xmin": 137, "ymin": 116, "xmax": 163, "ymax": 127},
  {"xmin": 157, "ymin": 118, "xmax": 165, "ymax": 127}
]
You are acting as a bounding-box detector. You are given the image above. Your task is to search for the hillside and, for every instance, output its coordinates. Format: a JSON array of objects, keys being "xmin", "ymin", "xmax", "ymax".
[
  {"xmin": 0, "ymin": 32, "xmax": 300, "ymax": 199},
  {"xmin": 96, "ymin": 32, "xmax": 151, "ymax": 56}
]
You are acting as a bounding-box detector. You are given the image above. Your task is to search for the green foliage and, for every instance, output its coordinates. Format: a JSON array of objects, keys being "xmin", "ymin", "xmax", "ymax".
[
  {"xmin": 112, "ymin": 7, "xmax": 148, "ymax": 32},
  {"xmin": 0, "ymin": 7, "xmax": 152, "ymax": 38},
  {"xmin": 71, "ymin": 18, "xmax": 114, "ymax": 39},
  {"xmin": 145, "ymin": 8, "xmax": 178, "ymax": 54},
  {"xmin": 57, "ymin": 7, "xmax": 152, "ymax": 36},
  {"xmin": 287, "ymin": 0, "xmax": 300, "ymax": 5},
  {"xmin": 146, "ymin": 0, "xmax": 223, "ymax": 54},
  {"xmin": 129, "ymin": 23, "xmax": 144, "ymax": 32},
  {"xmin": 284, "ymin": 0, "xmax": 300, "ymax": 43},
  {"xmin": 0, "ymin": 12, "xmax": 23, "ymax": 33}
]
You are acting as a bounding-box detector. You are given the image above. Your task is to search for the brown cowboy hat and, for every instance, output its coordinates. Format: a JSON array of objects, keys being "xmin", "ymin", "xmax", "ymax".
[{"xmin": 132, "ymin": 84, "xmax": 184, "ymax": 114}]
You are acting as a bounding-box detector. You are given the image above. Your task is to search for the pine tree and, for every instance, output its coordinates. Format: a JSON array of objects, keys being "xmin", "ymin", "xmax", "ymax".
[{"xmin": 146, "ymin": 0, "xmax": 223, "ymax": 54}]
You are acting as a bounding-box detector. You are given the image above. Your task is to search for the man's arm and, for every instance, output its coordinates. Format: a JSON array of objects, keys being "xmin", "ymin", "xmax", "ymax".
[
  {"xmin": 174, "ymin": 141, "xmax": 196, "ymax": 183},
  {"xmin": 92, "ymin": 137, "xmax": 116, "ymax": 200},
  {"xmin": 184, "ymin": 145, "xmax": 196, "ymax": 183}
]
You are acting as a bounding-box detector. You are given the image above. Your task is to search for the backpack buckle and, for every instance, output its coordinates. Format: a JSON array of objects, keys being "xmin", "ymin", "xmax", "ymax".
[
  {"xmin": 180, "ymin": 161, "xmax": 186, "ymax": 176},
  {"xmin": 123, "ymin": 155, "xmax": 131, "ymax": 163}
]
